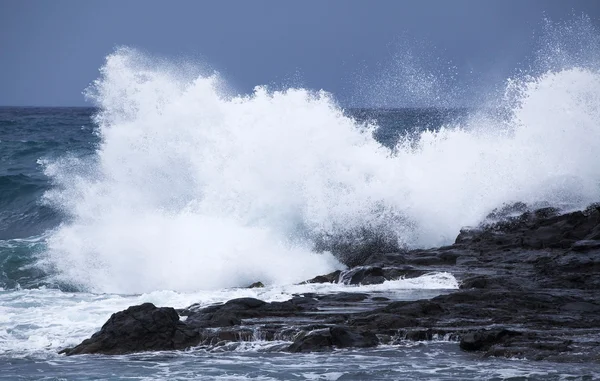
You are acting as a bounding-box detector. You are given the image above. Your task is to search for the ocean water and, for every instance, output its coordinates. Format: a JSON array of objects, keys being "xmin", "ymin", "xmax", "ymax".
[{"xmin": 3, "ymin": 17, "xmax": 600, "ymax": 380}]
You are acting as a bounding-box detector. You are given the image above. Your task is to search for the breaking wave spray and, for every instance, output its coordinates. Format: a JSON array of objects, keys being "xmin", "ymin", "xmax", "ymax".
[{"xmin": 44, "ymin": 17, "xmax": 600, "ymax": 293}]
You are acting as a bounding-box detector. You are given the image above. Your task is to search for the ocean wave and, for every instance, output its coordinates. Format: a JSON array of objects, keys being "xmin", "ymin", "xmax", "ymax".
[
  {"xmin": 0, "ymin": 174, "xmax": 60, "ymax": 240},
  {"xmin": 34, "ymin": 16, "xmax": 600, "ymax": 294},
  {"xmin": 40, "ymin": 49, "xmax": 600, "ymax": 294},
  {"xmin": 0, "ymin": 234, "xmax": 51, "ymax": 289}
]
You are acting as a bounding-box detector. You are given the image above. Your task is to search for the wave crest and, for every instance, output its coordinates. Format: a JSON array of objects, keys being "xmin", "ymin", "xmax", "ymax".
[{"xmin": 43, "ymin": 45, "xmax": 600, "ymax": 293}]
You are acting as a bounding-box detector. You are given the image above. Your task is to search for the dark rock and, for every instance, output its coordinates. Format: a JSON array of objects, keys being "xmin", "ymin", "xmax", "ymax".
[
  {"xmin": 459, "ymin": 275, "xmax": 523, "ymax": 290},
  {"xmin": 64, "ymin": 203, "xmax": 600, "ymax": 362},
  {"xmin": 318, "ymin": 292, "xmax": 368, "ymax": 303},
  {"xmin": 571, "ymin": 240, "xmax": 600, "ymax": 252},
  {"xmin": 247, "ymin": 281, "xmax": 265, "ymax": 288},
  {"xmin": 288, "ymin": 329, "xmax": 333, "ymax": 353},
  {"xmin": 560, "ymin": 301, "xmax": 600, "ymax": 312},
  {"xmin": 329, "ymin": 326, "xmax": 378, "ymax": 348},
  {"xmin": 371, "ymin": 296, "xmax": 390, "ymax": 302},
  {"xmin": 407, "ymin": 255, "xmax": 450, "ymax": 266},
  {"xmin": 288, "ymin": 326, "xmax": 378, "ymax": 353},
  {"xmin": 486, "ymin": 202, "xmax": 529, "ymax": 221},
  {"xmin": 349, "ymin": 313, "xmax": 416, "ymax": 330},
  {"xmin": 186, "ymin": 311, "xmax": 241, "ymax": 328},
  {"xmin": 314, "ymin": 229, "xmax": 401, "ymax": 267},
  {"xmin": 185, "ymin": 297, "xmax": 308, "ymax": 329},
  {"xmin": 290, "ymin": 296, "xmax": 319, "ymax": 306},
  {"xmin": 61, "ymin": 303, "xmax": 200, "ymax": 355},
  {"xmin": 339, "ymin": 266, "xmax": 386, "ymax": 285},
  {"xmin": 361, "ymin": 252, "xmax": 407, "ymax": 267},
  {"xmin": 382, "ymin": 266, "xmax": 427, "ymax": 280},
  {"xmin": 459, "ymin": 275, "xmax": 489, "ymax": 289},
  {"xmin": 455, "ymin": 255, "xmax": 480, "ymax": 266},
  {"xmin": 403, "ymin": 329, "xmax": 436, "ymax": 341},
  {"xmin": 381, "ymin": 300, "xmax": 444, "ymax": 317},
  {"xmin": 223, "ymin": 297, "xmax": 266, "ymax": 309},
  {"xmin": 460, "ymin": 329, "xmax": 521, "ymax": 351},
  {"xmin": 302, "ymin": 270, "xmax": 341, "ymax": 284}
]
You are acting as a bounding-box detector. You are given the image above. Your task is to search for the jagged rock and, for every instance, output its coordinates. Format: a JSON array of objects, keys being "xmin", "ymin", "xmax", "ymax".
[
  {"xmin": 63, "ymin": 204, "xmax": 600, "ymax": 362},
  {"xmin": 329, "ymin": 326, "xmax": 378, "ymax": 348},
  {"xmin": 288, "ymin": 329, "xmax": 333, "ymax": 353},
  {"xmin": 459, "ymin": 275, "xmax": 524, "ymax": 290},
  {"xmin": 339, "ymin": 266, "xmax": 386, "ymax": 285},
  {"xmin": 302, "ymin": 270, "xmax": 341, "ymax": 284},
  {"xmin": 382, "ymin": 266, "xmax": 427, "ymax": 280},
  {"xmin": 560, "ymin": 301, "xmax": 600, "ymax": 312},
  {"xmin": 571, "ymin": 240, "xmax": 600, "ymax": 252},
  {"xmin": 288, "ymin": 326, "xmax": 378, "ymax": 353},
  {"xmin": 289, "ymin": 296, "xmax": 319, "ymax": 306},
  {"xmin": 381, "ymin": 300, "xmax": 445, "ymax": 317},
  {"xmin": 325, "ymin": 266, "xmax": 426, "ymax": 285},
  {"xmin": 460, "ymin": 329, "xmax": 521, "ymax": 351},
  {"xmin": 486, "ymin": 202, "xmax": 529, "ymax": 221},
  {"xmin": 318, "ymin": 292, "xmax": 368, "ymax": 303},
  {"xmin": 314, "ymin": 229, "xmax": 401, "ymax": 267},
  {"xmin": 186, "ymin": 297, "xmax": 310, "ymax": 329},
  {"xmin": 61, "ymin": 303, "xmax": 200, "ymax": 355},
  {"xmin": 349, "ymin": 313, "xmax": 416, "ymax": 330}
]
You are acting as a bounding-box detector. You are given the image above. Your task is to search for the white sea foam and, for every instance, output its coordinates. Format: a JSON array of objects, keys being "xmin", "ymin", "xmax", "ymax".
[
  {"xmin": 0, "ymin": 274, "xmax": 457, "ymax": 357},
  {"xmin": 41, "ymin": 45, "xmax": 600, "ymax": 293}
]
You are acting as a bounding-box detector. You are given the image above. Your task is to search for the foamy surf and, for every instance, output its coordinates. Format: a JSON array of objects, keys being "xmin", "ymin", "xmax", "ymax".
[
  {"xmin": 0, "ymin": 273, "xmax": 457, "ymax": 357},
  {"xmin": 41, "ymin": 46, "xmax": 600, "ymax": 294}
]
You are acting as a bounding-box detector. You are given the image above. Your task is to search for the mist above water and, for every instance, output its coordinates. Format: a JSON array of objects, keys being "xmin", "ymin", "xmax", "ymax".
[{"xmin": 43, "ymin": 17, "xmax": 600, "ymax": 294}]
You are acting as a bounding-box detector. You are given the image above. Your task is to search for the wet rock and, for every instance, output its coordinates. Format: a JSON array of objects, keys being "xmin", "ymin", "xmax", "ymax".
[
  {"xmin": 402, "ymin": 328, "xmax": 438, "ymax": 341},
  {"xmin": 382, "ymin": 266, "xmax": 427, "ymax": 280},
  {"xmin": 302, "ymin": 270, "xmax": 341, "ymax": 284},
  {"xmin": 247, "ymin": 281, "xmax": 264, "ymax": 288},
  {"xmin": 187, "ymin": 311, "xmax": 242, "ymax": 328},
  {"xmin": 289, "ymin": 296, "xmax": 319, "ymax": 306},
  {"xmin": 329, "ymin": 326, "xmax": 378, "ymax": 348},
  {"xmin": 288, "ymin": 329, "xmax": 333, "ymax": 353},
  {"xmin": 186, "ymin": 297, "xmax": 308, "ymax": 329},
  {"xmin": 314, "ymin": 229, "xmax": 401, "ymax": 267},
  {"xmin": 318, "ymin": 292, "xmax": 368, "ymax": 303},
  {"xmin": 485, "ymin": 202, "xmax": 529, "ymax": 221},
  {"xmin": 64, "ymin": 203, "xmax": 600, "ymax": 362},
  {"xmin": 339, "ymin": 266, "xmax": 386, "ymax": 285},
  {"xmin": 337, "ymin": 265, "xmax": 427, "ymax": 285},
  {"xmin": 361, "ymin": 252, "xmax": 407, "ymax": 267},
  {"xmin": 61, "ymin": 303, "xmax": 200, "ymax": 355},
  {"xmin": 560, "ymin": 301, "xmax": 600, "ymax": 312},
  {"xmin": 222, "ymin": 297, "xmax": 266, "ymax": 309},
  {"xmin": 460, "ymin": 329, "xmax": 521, "ymax": 351},
  {"xmin": 349, "ymin": 313, "xmax": 416, "ymax": 330},
  {"xmin": 459, "ymin": 275, "xmax": 524, "ymax": 290},
  {"xmin": 459, "ymin": 275, "xmax": 489, "ymax": 289},
  {"xmin": 571, "ymin": 240, "xmax": 600, "ymax": 252},
  {"xmin": 288, "ymin": 326, "xmax": 378, "ymax": 353},
  {"xmin": 371, "ymin": 296, "xmax": 390, "ymax": 302},
  {"xmin": 381, "ymin": 300, "xmax": 445, "ymax": 318}
]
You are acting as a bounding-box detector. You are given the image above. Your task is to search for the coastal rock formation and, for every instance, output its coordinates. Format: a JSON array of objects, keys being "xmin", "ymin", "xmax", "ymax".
[
  {"xmin": 61, "ymin": 204, "xmax": 600, "ymax": 362},
  {"xmin": 60, "ymin": 303, "xmax": 200, "ymax": 355}
]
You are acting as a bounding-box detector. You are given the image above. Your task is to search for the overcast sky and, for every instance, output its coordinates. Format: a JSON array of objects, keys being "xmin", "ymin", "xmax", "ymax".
[{"xmin": 1, "ymin": 0, "xmax": 599, "ymax": 107}]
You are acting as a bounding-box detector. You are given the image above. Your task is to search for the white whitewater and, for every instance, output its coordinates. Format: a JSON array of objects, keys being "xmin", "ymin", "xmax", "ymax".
[
  {"xmin": 41, "ymin": 46, "xmax": 600, "ymax": 294},
  {"xmin": 0, "ymin": 274, "xmax": 457, "ymax": 357}
]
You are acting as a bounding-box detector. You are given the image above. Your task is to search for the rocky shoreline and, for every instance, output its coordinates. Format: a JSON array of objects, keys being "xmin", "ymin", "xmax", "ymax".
[{"xmin": 61, "ymin": 204, "xmax": 600, "ymax": 363}]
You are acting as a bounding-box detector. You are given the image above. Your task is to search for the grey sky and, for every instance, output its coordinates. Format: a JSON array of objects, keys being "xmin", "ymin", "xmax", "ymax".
[{"xmin": 1, "ymin": 0, "xmax": 599, "ymax": 107}]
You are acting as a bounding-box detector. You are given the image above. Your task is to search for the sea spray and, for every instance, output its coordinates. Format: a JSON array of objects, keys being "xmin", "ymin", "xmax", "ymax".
[{"xmin": 44, "ymin": 24, "xmax": 600, "ymax": 293}]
